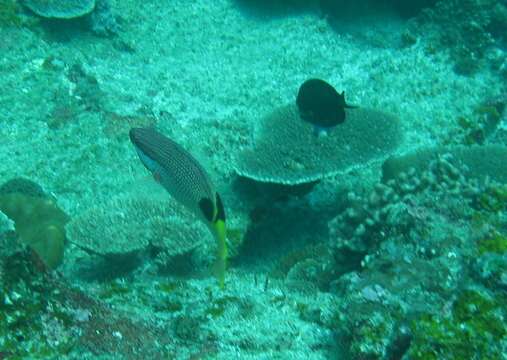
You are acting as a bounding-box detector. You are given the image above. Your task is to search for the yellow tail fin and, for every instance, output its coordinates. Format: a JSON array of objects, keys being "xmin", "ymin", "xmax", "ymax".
[{"xmin": 212, "ymin": 220, "xmax": 227, "ymax": 288}]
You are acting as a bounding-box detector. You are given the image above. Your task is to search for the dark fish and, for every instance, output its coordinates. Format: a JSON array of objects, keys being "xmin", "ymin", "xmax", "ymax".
[
  {"xmin": 129, "ymin": 127, "xmax": 227, "ymax": 287},
  {"xmin": 296, "ymin": 78, "xmax": 357, "ymax": 133}
]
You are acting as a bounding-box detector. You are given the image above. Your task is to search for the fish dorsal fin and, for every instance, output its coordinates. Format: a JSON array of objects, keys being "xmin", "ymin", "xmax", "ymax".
[
  {"xmin": 198, "ymin": 197, "xmax": 215, "ymax": 222},
  {"xmin": 341, "ymin": 92, "xmax": 358, "ymax": 109}
]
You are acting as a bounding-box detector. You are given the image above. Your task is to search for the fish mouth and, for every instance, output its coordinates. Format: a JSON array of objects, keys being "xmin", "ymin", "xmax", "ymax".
[
  {"xmin": 129, "ymin": 128, "xmax": 143, "ymax": 147},
  {"xmin": 129, "ymin": 127, "xmax": 166, "ymax": 168}
]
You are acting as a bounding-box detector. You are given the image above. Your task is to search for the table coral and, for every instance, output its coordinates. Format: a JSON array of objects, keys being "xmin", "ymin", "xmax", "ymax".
[
  {"xmin": 234, "ymin": 104, "xmax": 402, "ymax": 185},
  {"xmin": 21, "ymin": 0, "xmax": 96, "ymax": 19}
]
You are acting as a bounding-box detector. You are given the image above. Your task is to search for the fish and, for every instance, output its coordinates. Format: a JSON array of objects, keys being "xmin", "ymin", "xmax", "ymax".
[
  {"xmin": 296, "ymin": 78, "xmax": 357, "ymax": 135},
  {"xmin": 129, "ymin": 127, "xmax": 227, "ymax": 288}
]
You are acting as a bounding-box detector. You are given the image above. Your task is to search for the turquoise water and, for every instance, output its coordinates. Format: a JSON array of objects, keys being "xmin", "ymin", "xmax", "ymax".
[{"xmin": 1, "ymin": 0, "xmax": 506, "ymax": 359}]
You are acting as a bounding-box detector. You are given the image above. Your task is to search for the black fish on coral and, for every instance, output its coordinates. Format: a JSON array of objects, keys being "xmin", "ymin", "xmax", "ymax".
[{"xmin": 296, "ymin": 78, "xmax": 357, "ymax": 134}]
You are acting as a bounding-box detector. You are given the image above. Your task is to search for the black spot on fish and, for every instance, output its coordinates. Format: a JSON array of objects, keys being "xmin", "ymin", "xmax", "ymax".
[
  {"xmin": 199, "ymin": 197, "xmax": 215, "ymax": 222},
  {"xmin": 296, "ymin": 78, "xmax": 357, "ymax": 130},
  {"xmin": 215, "ymin": 193, "xmax": 226, "ymax": 222},
  {"xmin": 129, "ymin": 128, "xmax": 137, "ymax": 144}
]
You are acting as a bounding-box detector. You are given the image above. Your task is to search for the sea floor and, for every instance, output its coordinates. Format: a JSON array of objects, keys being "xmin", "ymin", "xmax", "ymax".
[{"xmin": 1, "ymin": 0, "xmax": 506, "ymax": 359}]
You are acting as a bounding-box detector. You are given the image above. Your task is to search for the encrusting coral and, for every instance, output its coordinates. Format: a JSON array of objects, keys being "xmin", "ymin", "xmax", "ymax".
[{"xmin": 0, "ymin": 178, "xmax": 69, "ymax": 270}]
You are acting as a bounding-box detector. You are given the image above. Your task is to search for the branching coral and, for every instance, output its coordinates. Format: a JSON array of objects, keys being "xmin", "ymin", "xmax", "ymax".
[{"xmin": 329, "ymin": 152, "xmax": 484, "ymax": 255}]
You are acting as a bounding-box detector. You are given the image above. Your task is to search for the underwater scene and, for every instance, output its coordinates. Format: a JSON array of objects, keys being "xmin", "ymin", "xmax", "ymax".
[{"xmin": 1, "ymin": 0, "xmax": 507, "ymax": 359}]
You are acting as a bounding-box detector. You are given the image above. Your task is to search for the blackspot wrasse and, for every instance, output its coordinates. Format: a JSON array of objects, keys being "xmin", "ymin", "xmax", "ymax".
[{"xmin": 129, "ymin": 127, "xmax": 227, "ymax": 288}]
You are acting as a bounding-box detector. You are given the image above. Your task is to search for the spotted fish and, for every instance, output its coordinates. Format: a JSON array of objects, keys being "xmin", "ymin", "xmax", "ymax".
[{"xmin": 129, "ymin": 127, "xmax": 227, "ymax": 287}]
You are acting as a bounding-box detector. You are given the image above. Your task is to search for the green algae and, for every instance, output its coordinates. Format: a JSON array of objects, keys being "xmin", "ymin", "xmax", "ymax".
[
  {"xmin": 98, "ymin": 281, "xmax": 132, "ymax": 299},
  {"xmin": 453, "ymin": 291, "xmax": 504, "ymax": 331},
  {"xmin": 348, "ymin": 311, "xmax": 397, "ymax": 359},
  {"xmin": 0, "ymin": 0, "xmax": 40, "ymax": 30},
  {"xmin": 153, "ymin": 300, "xmax": 183, "ymax": 313},
  {"xmin": 478, "ymin": 232, "xmax": 507, "ymax": 255},
  {"xmin": 454, "ymin": 104, "xmax": 501, "ymax": 146},
  {"xmin": 408, "ymin": 290, "xmax": 506, "ymax": 359},
  {"xmin": 156, "ymin": 280, "xmax": 182, "ymax": 294},
  {"xmin": 472, "ymin": 182, "xmax": 507, "ymax": 214},
  {"xmin": 0, "ymin": 253, "xmax": 77, "ymax": 358},
  {"xmin": 205, "ymin": 296, "xmax": 239, "ymax": 319},
  {"xmin": 0, "ymin": 0, "xmax": 21, "ymax": 27},
  {"xmin": 1, "ymin": 247, "xmax": 172, "ymax": 358}
]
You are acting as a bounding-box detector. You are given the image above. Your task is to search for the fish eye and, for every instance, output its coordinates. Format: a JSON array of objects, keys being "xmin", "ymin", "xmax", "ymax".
[{"xmin": 198, "ymin": 197, "xmax": 215, "ymax": 222}]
